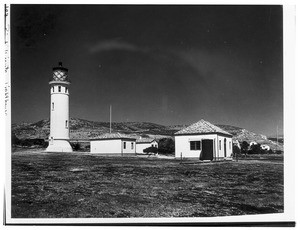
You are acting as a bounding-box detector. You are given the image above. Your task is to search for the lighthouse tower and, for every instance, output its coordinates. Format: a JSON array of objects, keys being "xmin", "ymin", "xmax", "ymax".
[{"xmin": 46, "ymin": 62, "xmax": 73, "ymax": 152}]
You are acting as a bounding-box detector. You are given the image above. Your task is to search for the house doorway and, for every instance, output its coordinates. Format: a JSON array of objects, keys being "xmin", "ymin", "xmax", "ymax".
[{"xmin": 200, "ymin": 139, "xmax": 213, "ymax": 161}]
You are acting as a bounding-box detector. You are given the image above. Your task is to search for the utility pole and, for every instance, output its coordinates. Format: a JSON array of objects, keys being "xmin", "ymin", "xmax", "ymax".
[
  {"xmin": 110, "ymin": 105, "xmax": 112, "ymax": 134},
  {"xmin": 276, "ymin": 125, "xmax": 279, "ymax": 151}
]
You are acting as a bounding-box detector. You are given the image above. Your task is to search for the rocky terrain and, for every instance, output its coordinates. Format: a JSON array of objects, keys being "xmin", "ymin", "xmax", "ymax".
[
  {"xmin": 12, "ymin": 118, "xmax": 283, "ymax": 150},
  {"xmin": 216, "ymin": 125, "xmax": 283, "ymax": 151},
  {"xmin": 12, "ymin": 118, "xmax": 175, "ymax": 141}
]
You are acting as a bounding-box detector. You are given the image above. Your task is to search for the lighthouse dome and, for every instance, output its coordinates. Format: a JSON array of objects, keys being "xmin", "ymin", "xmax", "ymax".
[{"xmin": 50, "ymin": 62, "xmax": 70, "ymax": 83}]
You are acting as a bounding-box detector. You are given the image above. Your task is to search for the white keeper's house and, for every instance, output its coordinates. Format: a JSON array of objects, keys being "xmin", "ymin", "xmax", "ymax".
[
  {"xmin": 136, "ymin": 138, "xmax": 158, "ymax": 154},
  {"xmin": 90, "ymin": 133, "xmax": 136, "ymax": 156},
  {"xmin": 174, "ymin": 119, "xmax": 233, "ymax": 160}
]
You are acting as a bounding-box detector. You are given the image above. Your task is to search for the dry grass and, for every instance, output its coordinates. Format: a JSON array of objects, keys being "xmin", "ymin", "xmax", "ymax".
[{"xmin": 11, "ymin": 151, "xmax": 283, "ymax": 218}]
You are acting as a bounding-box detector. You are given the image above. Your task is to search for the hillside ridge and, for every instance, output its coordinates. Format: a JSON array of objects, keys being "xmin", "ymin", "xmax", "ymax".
[{"xmin": 12, "ymin": 118, "xmax": 283, "ymax": 150}]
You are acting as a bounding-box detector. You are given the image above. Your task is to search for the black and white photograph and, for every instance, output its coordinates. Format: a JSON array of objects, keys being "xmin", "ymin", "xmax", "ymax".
[{"xmin": 3, "ymin": 3, "xmax": 297, "ymax": 226}]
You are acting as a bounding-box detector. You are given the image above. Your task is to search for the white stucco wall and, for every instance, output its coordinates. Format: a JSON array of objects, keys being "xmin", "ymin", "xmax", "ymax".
[
  {"xmin": 136, "ymin": 141, "xmax": 158, "ymax": 153},
  {"xmin": 175, "ymin": 134, "xmax": 217, "ymax": 158},
  {"xmin": 175, "ymin": 134, "xmax": 233, "ymax": 159},
  {"xmin": 90, "ymin": 139, "xmax": 122, "ymax": 154},
  {"xmin": 122, "ymin": 140, "xmax": 136, "ymax": 154},
  {"xmin": 217, "ymin": 135, "xmax": 233, "ymax": 158},
  {"xmin": 49, "ymin": 84, "xmax": 70, "ymax": 140},
  {"xmin": 90, "ymin": 139, "xmax": 136, "ymax": 155},
  {"xmin": 46, "ymin": 139, "xmax": 73, "ymax": 152}
]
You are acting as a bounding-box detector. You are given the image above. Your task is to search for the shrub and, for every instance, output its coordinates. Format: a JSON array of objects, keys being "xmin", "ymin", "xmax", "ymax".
[
  {"xmin": 12, "ymin": 133, "xmax": 20, "ymax": 145},
  {"xmin": 233, "ymin": 145, "xmax": 241, "ymax": 155},
  {"xmin": 268, "ymin": 149, "xmax": 274, "ymax": 154},
  {"xmin": 275, "ymin": 150, "xmax": 283, "ymax": 154},
  {"xmin": 240, "ymin": 141, "xmax": 249, "ymax": 154},
  {"xmin": 71, "ymin": 142, "xmax": 81, "ymax": 151},
  {"xmin": 260, "ymin": 149, "xmax": 268, "ymax": 154},
  {"xmin": 158, "ymin": 138, "xmax": 175, "ymax": 155},
  {"xmin": 143, "ymin": 146, "xmax": 158, "ymax": 154},
  {"xmin": 14, "ymin": 138, "xmax": 47, "ymax": 148},
  {"xmin": 248, "ymin": 143, "xmax": 261, "ymax": 154}
]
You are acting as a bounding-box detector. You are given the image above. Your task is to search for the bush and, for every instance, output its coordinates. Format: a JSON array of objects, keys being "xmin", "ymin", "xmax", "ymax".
[
  {"xmin": 71, "ymin": 142, "xmax": 81, "ymax": 151},
  {"xmin": 240, "ymin": 141, "xmax": 249, "ymax": 154},
  {"xmin": 248, "ymin": 143, "xmax": 261, "ymax": 154},
  {"xmin": 12, "ymin": 133, "xmax": 20, "ymax": 145},
  {"xmin": 233, "ymin": 145, "xmax": 241, "ymax": 155},
  {"xmin": 268, "ymin": 149, "xmax": 274, "ymax": 154},
  {"xmin": 143, "ymin": 146, "xmax": 158, "ymax": 154},
  {"xmin": 158, "ymin": 138, "xmax": 175, "ymax": 155},
  {"xmin": 275, "ymin": 150, "xmax": 283, "ymax": 154},
  {"xmin": 13, "ymin": 137, "xmax": 47, "ymax": 148},
  {"xmin": 260, "ymin": 149, "xmax": 269, "ymax": 154}
]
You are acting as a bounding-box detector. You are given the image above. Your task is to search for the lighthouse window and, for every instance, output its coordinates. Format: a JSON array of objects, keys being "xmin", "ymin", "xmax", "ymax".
[
  {"xmin": 52, "ymin": 102, "xmax": 54, "ymax": 111},
  {"xmin": 65, "ymin": 120, "xmax": 68, "ymax": 128},
  {"xmin": 58, "ymin": 86, "xmax": 61, "ymax": 92}
]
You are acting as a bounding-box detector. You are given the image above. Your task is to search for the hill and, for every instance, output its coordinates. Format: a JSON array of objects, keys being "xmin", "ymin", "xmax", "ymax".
[
  {"xmin": 12, "ymin": 118, "xmax": 176, "ymax": 140},
  {"xmin": 216, "ymin": 124, "xmax": 283, "ymax": 151},
  {"xmin": 12, "ymin": 118, "xmax": 283, "ymax": 150}
]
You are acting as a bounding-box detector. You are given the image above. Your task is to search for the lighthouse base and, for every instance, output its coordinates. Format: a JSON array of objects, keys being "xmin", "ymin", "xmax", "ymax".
[{"xmin": 46, "ymin": 139, "xmax": 73, "ymax": 152}]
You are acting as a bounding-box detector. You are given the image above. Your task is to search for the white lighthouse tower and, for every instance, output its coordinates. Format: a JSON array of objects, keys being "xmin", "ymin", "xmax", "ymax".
[{"xmin": 46, "ymin": 62, "xmax": 73, "ymax": 152}]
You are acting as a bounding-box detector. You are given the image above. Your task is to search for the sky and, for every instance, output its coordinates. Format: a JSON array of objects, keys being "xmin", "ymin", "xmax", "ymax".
[{"xmin": 10, "ymin": 5, "xmax": 283, "ymax": 136}]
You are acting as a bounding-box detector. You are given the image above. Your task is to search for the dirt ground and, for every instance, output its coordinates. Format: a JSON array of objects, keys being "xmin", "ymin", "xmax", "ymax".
[{"xmin": 11, "ymin": 150, "xmax": 283, "ymax": 218}]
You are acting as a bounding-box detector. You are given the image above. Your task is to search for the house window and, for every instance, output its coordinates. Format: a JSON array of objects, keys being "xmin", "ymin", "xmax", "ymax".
[
  {"xmin": 124, "ymin": 142, "xmax": 126, "ymax": 149},
  {"xmin": 131, "ymin": 142, "xmax": 134, "ymax": 149},
  {"xmin": 65, "ymin": 120, "xmax": 68, "ymax": 128},
  {"xmin": 58, "ymin": 86, "xmax": 61, "ymax": 92},
  {"xmin": 65, "ymin": 87, "xmax": 68, "ymax": 93},
  {"xmin": 52, "ymin": 87, "xmax": 54, "ymax": 92},
  {"xmin": 229, "ymin": 142, "xmax": 231, "ymax": 149},
  {"xmin": 190, "ymin": 141, "xmax": 201, "ymax": 150},
  {"xmin": 52, "ymin": 102, "xmax": 54, "ymax": 111},
  {"xmin": 151, "ymin": 144, "xmax": 154, "ymax": 147},
  {"xmin": 219, "ymin": 140, "xmax": 222, "ymax": 150}
]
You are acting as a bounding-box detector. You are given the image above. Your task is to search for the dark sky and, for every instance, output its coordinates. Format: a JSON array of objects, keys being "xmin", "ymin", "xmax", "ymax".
[{"xmin": 11, "ymin": 5, "xmax": 283, "ymax": 136}]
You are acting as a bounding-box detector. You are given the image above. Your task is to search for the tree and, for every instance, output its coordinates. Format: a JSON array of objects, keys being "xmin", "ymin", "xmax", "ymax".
[
  {"xmin": 233, "ymin": 145, "xmax": 241, "ymax": 160},
  {"xmin": 248, "ymin": 143, "xmax": 261, "ymax": 154},
  {"xmin": 240, "ymin": 141, "xmax": 249, "ymax": 155},
  {"xmin": 11, "ymin": 133, "xmax": 20, "ymax": 146},
  {"xmin": 158, "ymin": 138, "xmax": 175, "ymax": 155},
  {"xmin": 233, "ymin": 145, "xmax": 241, "ymax": 155}
]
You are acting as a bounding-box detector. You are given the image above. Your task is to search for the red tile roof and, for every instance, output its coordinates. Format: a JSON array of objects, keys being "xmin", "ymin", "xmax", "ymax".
[
  {"xmin": 175, "ymin": 119, "xmax": 232, "ymax": 136},
  {"xmin": 91, "ymin": 132, "xmax": 136, "ymax": 140}
]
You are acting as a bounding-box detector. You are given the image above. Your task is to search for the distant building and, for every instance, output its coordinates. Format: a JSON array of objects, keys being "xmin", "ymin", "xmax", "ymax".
[
  {"xmin": 249, "ymin": 141, "xmax": 257, "ymax": 147},
  {"xmin": 90, "ymin": 133, "xmax": 136, "ymax": 155},
  {"xmin": 261, "ymin": 144, "xmax": 270, "ymax": 151},
  {"xmin": 174, "ymin": 119, "xmax": 233, "ymax": 160},
  {"xmin": 136, "ymin": 138, "xmax": 158, "ymax": 154}
]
